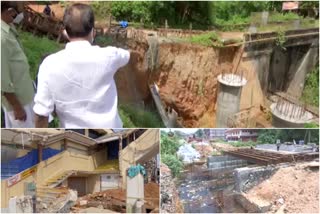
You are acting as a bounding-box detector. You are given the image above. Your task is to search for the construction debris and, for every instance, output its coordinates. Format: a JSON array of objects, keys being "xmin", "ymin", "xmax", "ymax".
[
  {"xmin": 9, "ymin": 195, "xmax": 33, "ymax": 213},
  {"xmin": 37, "ymin": 187, "xmax": 77, "ymax": 213},
  {"xmin": 160, "ymin": 164, "xmax": 183, "ymax": 213},
  {"xmin": 72, "ymin": 183, "xmax": 159, "ymax": 213},
  {"xmin": 193, "ymin": 142, "xmax": 214, "ymax": 158},
  {"xmin": 246, "ymin": 162, "xmax": 319, "ymax": 213}
]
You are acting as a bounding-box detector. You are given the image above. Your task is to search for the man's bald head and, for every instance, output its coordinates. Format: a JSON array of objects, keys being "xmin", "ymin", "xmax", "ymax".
[{"xmin": 63, "ymin": 3, "xmax": 94, "ymax": 39}]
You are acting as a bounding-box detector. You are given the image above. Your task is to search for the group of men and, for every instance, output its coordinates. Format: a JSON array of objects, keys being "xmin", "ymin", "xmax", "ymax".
[{"xmin": 1, "ymin": 2, "xmax": 131, "ymax": 128}]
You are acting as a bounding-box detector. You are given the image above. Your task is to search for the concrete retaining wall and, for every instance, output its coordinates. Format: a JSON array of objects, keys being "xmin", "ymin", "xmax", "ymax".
[
  {"xmin": 234, "ymin": 165, "xmax": 278, "ymax": 193},
  {"xmin": 235, "ymin": 193, "xmax": 272, "ymax": 213},
  {"xmin": 243, "ymin": 28, "xmax": 319, "ymax": 98},
  {"xmin": 207, "ymin": 155, "xmax": 248, "ymax": 170}
]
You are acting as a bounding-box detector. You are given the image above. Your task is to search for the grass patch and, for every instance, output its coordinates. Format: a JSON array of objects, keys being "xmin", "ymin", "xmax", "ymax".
[
  {"xmin": 268, "ymin": 12, "xmax": 300, "ymax": 22},
  {"xmin": 94, "ymin": 35, "xmax": 114, "ymax": 47},
  {"xmin": 18, "ymin": 30, "xmax": 63, "ymax": 80},
  {"xmin": 212, "ymin": 150, "xmax": 222, "ymax": 156},
  {"xmin": 187, "ymin": 32, "xmax": 223, "ymax": 47},
  {"xmin": 302, "ymin": 63, "xmax": 319, "ymax": 107},
  {"xmin": 119, "ymin": 104, "xmax": 164, "ymax": 128}
]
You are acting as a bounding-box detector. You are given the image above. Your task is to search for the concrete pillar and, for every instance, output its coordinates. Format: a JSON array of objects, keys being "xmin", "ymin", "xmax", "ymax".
[
  {"xmin": 84, "ymin": 129, "xmax": 89, "ymax": 137},
  {"xmin": 216, "ymin": 74, "xmax": 247, "ymax": 127},
  {"xmin": 270, "ymin": 102, "xmax": 313, "ymax": 128},
  {"xmin": 126, "ymin": 173, "xmax": 144, "ymax": 213},
  {"xmin": 38, "ymin": 144, "xmax": 43, "ymax": 163}
]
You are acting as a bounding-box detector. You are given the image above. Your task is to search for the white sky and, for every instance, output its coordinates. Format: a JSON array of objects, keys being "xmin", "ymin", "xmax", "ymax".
[{"xmin": 160, "ymin": 128, "xmax": 198, "ymax": 134}]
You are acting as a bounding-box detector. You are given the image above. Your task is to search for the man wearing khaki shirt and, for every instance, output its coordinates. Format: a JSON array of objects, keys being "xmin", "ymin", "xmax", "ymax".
[{"xmin": 1, "ymin": 1, "xmax": 35, "ymax": 128}]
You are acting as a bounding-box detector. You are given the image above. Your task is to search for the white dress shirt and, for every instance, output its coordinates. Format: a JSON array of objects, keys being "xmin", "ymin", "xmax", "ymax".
[{"xmin": 33, "ymin": 41, "xmax": 130, "ymax": 128}]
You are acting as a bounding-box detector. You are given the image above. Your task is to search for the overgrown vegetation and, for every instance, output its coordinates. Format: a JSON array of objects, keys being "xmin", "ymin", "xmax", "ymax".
[
  {"xmin": 94, "ymin": 35, "xmax": 114, "ymax": 46},
  {"xmin": 187, "ymin": 32, "xmax": 223, "ymax": 47},
  {"xmin": 302, "ymin": 63, "xmax": 319, "ymax": 107},
  {"xmin": 160, "ymin": 132, "xmax": 184, "ymax": 177},
  {"xmin": 87, "ymin": 1, "xmax": 318, "ymax": 31},
  {"xmin": 119, "ymin": 104, "xmax": 163, "ymax": 128},
  {"xmin": 275, "ymin": 28, "xmax": 287, "ymax": 50},
  {"xmin": 257, "ymin": 129, "xmax": 319, "ymax": 144},
  {"xmin": 268, "ymin": 12, "xmax": 300, "ymax": 22}
]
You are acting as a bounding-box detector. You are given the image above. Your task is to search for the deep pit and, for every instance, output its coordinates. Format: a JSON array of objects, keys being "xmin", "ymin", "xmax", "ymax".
[{"xmin": 110, "ymin": 27, "xmax": 319, "ymax": 128}]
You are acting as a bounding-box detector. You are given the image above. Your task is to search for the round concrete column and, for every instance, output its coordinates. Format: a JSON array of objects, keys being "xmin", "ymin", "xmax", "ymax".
[
  {"xmin": 270, "ymin": 102, "xmax": 313, "ymax": 128},
  {"xmin": 216, "ymin": 74, "xmax": 247, "ymax": 128}
]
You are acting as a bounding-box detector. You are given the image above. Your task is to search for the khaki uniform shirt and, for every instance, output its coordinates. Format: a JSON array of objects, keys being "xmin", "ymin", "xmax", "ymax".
[{"xmin": 1, "ymin": 21, "xmax": 34, "ymax": 111}]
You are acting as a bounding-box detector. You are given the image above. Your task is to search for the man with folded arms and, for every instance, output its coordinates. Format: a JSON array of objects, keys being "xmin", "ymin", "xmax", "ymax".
[{"xmin": 34, "ymin": 3, "xmax": 130, "ymax": 128}]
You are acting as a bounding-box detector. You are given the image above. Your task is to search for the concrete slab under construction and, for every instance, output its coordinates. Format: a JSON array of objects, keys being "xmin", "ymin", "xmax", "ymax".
[
  {"xmin": 255, "ymin": 144, "xmax": 316, "ymax": 153},
  {"xmin": 224, "ymin": 148, "xmax": 319, "ymax": 165}
]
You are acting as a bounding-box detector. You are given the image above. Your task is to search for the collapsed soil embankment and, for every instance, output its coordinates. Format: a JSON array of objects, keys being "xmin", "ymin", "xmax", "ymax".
[
  {"xmin": 151, "ymin": 43, "xmax": 239, "ymax": 127},
  {"xmin": 246, "ymin": 162, "xmax": 319, "ymax": 213},
  {"xmin": 114, "ymin": 36, "xmax": 268, "ymax": 127},
  {"xmin": 115, "ymin": 40, "xmax": 150, "ymax": 104}
]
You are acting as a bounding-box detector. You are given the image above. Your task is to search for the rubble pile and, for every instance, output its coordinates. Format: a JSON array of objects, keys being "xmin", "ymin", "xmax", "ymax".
[
  {"xmin": 72, "ymin": 183, "xmax": 159, "ymax": 213},
  {"xmin": 160, "ymin": 163, "xmax": 183, "ymax": 213},
  {"xmin": 37, "ymin": 187, "xmax": 77, "ymax": 213},
  {"xmin": 194, "ymin": 142, "xmax": 214, "ymax": 158},
  {"xmin": 211, "ymin": 143, "xmax": 235, "ymax": 151},
  {"xmin": 246, "ymin": 162, "xmax": 319, "ymax": 213}
]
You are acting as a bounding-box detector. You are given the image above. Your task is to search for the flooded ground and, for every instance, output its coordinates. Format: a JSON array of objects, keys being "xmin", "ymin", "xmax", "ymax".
[{"xmin": 177, "ymin": 164, "xmax": 246, "ymax": 213}]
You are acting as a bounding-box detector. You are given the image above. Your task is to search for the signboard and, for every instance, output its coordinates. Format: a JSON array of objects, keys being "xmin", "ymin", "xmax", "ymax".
[
  {"xmin": 7, "ymin": 174, "xmax": 21, "ymax": 187},
  {"xmin": 101, "ymin": 174, "xmax": 119, "ymax": 191},
  {"xmin": 7, "ymin": 166, "xmax": 37, "ymax": 187},
  {"xmin": 282, "ymin": 2, "xmax": 299, "ymax": 10}
]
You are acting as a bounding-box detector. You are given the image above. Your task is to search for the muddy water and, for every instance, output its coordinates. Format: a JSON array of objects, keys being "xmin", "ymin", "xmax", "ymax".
[{"xmin": 177, "ymin": 165, "xmax": 246, "ymax": 213}]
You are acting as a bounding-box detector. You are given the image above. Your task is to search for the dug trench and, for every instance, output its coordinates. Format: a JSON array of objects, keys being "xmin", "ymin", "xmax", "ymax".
[
  {"xmin": 114, "ymin": 38, "xmax": 243, "ymax": 127},
  {"xmin": 113, "ymin": 28, "xmax": 319, "ymax": 128}
]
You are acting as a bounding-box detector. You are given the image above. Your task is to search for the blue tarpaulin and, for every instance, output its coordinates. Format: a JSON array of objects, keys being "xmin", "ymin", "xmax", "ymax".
[
  {"xmin": 1, "ymin": 148, "xmax": 61, "ymax": 179},
  {"xmin": 119, "ymin": 20, "xmax": 128, "ymax": 28},
  {"xmin": 127, "ymin": 164, "xmax": 146, "ymax": 178}
]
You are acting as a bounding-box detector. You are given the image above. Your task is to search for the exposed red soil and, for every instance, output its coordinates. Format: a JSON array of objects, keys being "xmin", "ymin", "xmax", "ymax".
[{"xmin": 151, "ymin": 43, "xmax": 239, "ymax": 127}]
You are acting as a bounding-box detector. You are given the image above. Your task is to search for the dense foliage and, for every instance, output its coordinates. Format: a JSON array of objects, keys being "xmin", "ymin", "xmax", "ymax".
[
  {"xmin": 89, "ymin": 1, "xmax": 319, "ymax": 30},
  {"xmin": 302, "ymin": 62, "xmax": 319, "ymax": 107},
  {"xmin": 160, "ymin": 132, "xmax": 184, "ymax": 177},
  {"xmin": 257, "ymin": 129, "xmax": 319, "ymax": 144}
]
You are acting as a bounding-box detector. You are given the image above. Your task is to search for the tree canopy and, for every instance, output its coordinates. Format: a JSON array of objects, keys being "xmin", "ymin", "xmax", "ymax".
[{"xmin": 90, "ymin": 1, "xmax": 319, "ymax": 29}]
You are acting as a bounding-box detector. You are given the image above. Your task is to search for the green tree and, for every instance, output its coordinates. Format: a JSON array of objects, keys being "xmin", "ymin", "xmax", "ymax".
[
  {"xmin": 162, "ymin": 154, "xmax": 183, "ymax": 177},
  {"xmin": 257, "ymin": 129, "xmax": 280, "ymax": 144},
  {"xmin": 195, "ymin": 129, "xmax": 204, "ymax": 138},
  {"xmin": 257, "ymin": 129, "xmax": 319, "ymax": 144},
  {"xmin": 160, "ymin": 132, "xmax": 181, "ymax": 156}
]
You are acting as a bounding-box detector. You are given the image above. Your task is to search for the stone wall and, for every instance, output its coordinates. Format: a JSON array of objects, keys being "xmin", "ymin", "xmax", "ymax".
[{"xmin": 234, "ymin": 165, "xmax": 279, "ymax": 193}]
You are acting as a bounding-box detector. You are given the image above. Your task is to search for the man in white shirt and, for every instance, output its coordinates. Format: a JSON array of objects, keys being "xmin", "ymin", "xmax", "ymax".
[{"xmin": 34, "ymin": 3, "xmax": 130, "ymax": 128}]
